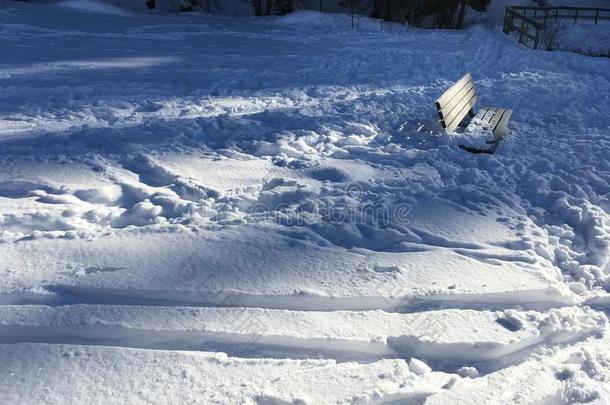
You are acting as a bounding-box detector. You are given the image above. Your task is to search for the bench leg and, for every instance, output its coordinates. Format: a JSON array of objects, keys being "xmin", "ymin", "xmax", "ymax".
[{"xmin": 459, "ymin": 141, "xmax": 498, "ymax": 154}]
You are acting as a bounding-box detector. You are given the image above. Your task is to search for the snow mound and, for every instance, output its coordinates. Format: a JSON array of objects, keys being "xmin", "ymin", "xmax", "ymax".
[
  {"xmin": 555, "ymin": 23, "xmax": 610, "ymax": 57},
  {"xmin": 0, "ymin": 343, "xmax": 454, "ymax": 404},
  {"xmin": 56, "ymin": 0, "xmax": 134, "ymax": 17},
  {"xmin": 275, "ymin": 10, "xmax": 394, "ymax": 33},
  {"xmin": 275, "ymin": 10, "xmax": 330, "ymax": 26},
  {"xmin": 409, "ymin": 357, "xmax": 432, "ymax": 376},
  {"xmin": 427, "ymin": 334, "xmax": 610, "ymax": 405}
]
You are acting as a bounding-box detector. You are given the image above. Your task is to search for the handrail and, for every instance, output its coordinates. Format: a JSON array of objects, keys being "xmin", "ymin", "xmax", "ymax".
[
  {"xmin": 507, "ymin": 9, "xmax": 544, "ymax": 28},
  {"xmin": 503, "ymin": 5, "xmax": 610, "ymax": 50},
  {"xmin": 506, "ymin": 5, "xmax": 610, "ymax": 24},
  {"xmin": 507, "ymin": 6, "xmax": 610, "ymax": 12}
]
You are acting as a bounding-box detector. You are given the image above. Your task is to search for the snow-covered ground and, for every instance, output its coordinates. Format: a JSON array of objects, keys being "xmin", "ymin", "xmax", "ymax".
[
  {"xmin": 559, "ymin": 23, "xmax": 610, "ymax": 56},
  {"xmin": 0, "ymin": 1, "xmax": 609, "ymax": 404}
]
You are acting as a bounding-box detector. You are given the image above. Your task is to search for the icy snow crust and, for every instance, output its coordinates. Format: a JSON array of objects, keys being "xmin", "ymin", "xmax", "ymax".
[{"xmin": 0, "ymin": 1, "xmax": 609, "ymax": 404}]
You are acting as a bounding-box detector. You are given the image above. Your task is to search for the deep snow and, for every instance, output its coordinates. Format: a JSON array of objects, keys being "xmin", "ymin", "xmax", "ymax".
[{"xmin": 0, "ymin": 0, "xmax": 609, "ymax": 404}]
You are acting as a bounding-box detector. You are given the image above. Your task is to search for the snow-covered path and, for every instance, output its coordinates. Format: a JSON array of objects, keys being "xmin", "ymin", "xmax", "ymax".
[{"xmin": 0, "ymin": 1, "xmax": 609, "ymax": 404}]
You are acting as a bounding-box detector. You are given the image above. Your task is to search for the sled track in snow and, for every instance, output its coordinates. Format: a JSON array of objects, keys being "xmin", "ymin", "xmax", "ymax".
[
  {"xmin": 0, "ymin": 284, "xmax": 578, "ymax": 313},
  {"xmin": 0, "ymin": 321, "xmax": 598, "ymax": 374},
  {"xmin": 0, "ymin": 304, "xmax": 604, "ymax": 376},
  {"xmin": 0, "ymin": 280, "xmax": 593, "ymax": 376}
]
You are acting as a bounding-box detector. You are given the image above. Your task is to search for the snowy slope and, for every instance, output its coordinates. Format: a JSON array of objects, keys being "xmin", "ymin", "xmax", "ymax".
[
  {"xmin": 0, "ymin": 1, "xmax": 609, "ymax": 403},
  {"xmin": 0, "ymin": 343, "xmax": 454, "ymax": 404}
]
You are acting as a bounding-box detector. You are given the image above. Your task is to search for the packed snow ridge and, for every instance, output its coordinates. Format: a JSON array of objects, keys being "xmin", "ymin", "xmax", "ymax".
[{"xmin": 0, "ymin": 0, "xmax": 609, "ymax": 404}]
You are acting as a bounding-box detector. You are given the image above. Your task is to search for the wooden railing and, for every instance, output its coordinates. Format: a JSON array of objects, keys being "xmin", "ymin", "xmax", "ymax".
[{"xmin": 503, "ymin": 6, "xmax": 610, "ymax": 49}]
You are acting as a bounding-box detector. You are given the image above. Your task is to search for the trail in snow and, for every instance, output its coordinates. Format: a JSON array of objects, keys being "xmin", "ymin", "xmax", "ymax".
[{"xmin": 0, "ymin": 305, "xmax": 605, "ymax": 374}]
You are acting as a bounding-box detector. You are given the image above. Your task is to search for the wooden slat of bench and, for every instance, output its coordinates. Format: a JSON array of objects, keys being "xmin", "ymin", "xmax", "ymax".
[
  {"xmin": 435, "ymin": 73, "xmax": 473, "ymax": 109},
  {"xmin": 435, "ymin": 74, "xmax": 478, "ymax": 132},
  {"xmin": 444, "ymin": 90, "xmax": 478, "ymax": 132},
  {"xmin": 493, "ymin": 109, "xmax": 512, "ymax": 136},
  {"xmin": 439, "ymin": 79, "xmax": 475, "ymax": 119},
  {"xmin": 437, "ymin": 78, "xmax": 475, "ymax": 120},
  {"xmin": 477, "ymin": 107, "xmax": 500, "ymax": 124},
  {"xmin": 487, "ymin": 108, "xmax": 504, "ymax": 131},
  {"xmin": 479, "ymin": 107, "xmax": 497, "ymax": 124}
]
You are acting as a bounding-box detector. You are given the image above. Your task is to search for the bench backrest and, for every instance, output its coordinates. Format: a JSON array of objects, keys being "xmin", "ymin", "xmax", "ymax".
[{"xmin": 435, "ymin": 73, "xmax": 478, "ymax": 132}]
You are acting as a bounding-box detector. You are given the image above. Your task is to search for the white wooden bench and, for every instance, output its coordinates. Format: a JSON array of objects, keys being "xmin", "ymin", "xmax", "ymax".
[{"xmin": 435, "ymin": 73, "xmax": 512, "ymax": 153}]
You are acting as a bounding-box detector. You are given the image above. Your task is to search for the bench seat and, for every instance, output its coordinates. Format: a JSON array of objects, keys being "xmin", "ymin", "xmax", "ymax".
[{"xmin": 472, "ymin": 107, "xmax": 513, "ymax": 138}]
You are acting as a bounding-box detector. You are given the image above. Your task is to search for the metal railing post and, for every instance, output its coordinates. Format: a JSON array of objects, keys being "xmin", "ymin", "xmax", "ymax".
[{"xmin": 518, "ymin": 17, "xmax": 527, "ymax": 45}]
